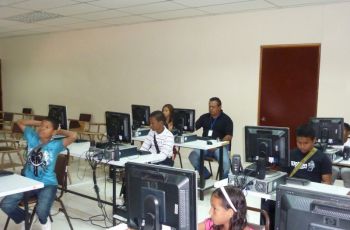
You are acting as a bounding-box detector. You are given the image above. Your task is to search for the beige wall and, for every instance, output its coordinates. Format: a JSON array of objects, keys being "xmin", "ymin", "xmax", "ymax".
[{"xmin": 1, "ymin": 2, "xmax": 350, "ymax": 156}]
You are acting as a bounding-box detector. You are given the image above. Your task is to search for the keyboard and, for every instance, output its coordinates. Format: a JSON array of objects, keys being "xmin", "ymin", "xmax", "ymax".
[
  {"xmin": 0, "ymin": 170, "xmax": 14, "ymax": 177},
  {"xmin": 137, "ymin": 150, "xmax": 152, "ymax": 155}
]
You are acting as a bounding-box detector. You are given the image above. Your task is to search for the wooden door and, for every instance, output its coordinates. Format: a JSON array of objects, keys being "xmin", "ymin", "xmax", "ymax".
[{"xmin": 259, "ymin": 44, "xmax": 320, "ymax": 148}]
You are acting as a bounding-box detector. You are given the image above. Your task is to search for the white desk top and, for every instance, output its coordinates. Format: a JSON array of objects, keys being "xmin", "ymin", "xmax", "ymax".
[
  {"xmin": 333, "ymin": 157, "xmax": 350, "ymax": 167},
  {"xmin": 214, "ymin": 178, "xmax": 276, "ymax": 200},
  {"xmin": 175, "ymin": 140, "xmax": 229, "ymax": 150},
  {"xmin": 65, "ymin": 141, "xmax": 165, "ymax": 166},
  {"xmin": 131, "ymin": 136, "xmax": 146, "ymax": 142},
  {"xmin": 0, "ymin": 174, "xmax": 44, "ymax": 197},
  {"xmin": 214, "ymin": 177, "xmax": 350, "ymax": 201},
  {"xmin": 65, "ymin": 141, "xmax": 91, "ymax": 158},
  {"xmin": 281, "ymin": 181, "xmax": 350, "ymax": 196},
  {"xmin": 101, "ymin": 153, "xmax": 166, "ymax": 167},
  {"xmin": 133, "ymin": 135, "xmax": 229, "ymax": 150}
]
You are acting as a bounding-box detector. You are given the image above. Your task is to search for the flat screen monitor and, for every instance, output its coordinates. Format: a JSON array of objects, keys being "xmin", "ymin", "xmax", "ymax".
[
  {"xmin": 275, "ymin": 185, "xmax": 350, "ymax": 230},
  {"xmin": 131, "ymin": 105, "xmax": 150, "ymax": 129},
  {"xmin": 105, "ymin": 111, "xmax": 131, "ymax": 143},
  {"xmin": 245, "ymin": 126, "xmax": 290, "ymax": 168},
  {"xmin": 126, "ymin": 162, "xmax": 197, "ymax": 230},
  {"xmin": 48, "ymin": 104, "xmax": 68, "ymax": 130},
  {"xmin": 309, "ymin": 117, "xmax": 344, "ymax": 145},
  {"xmin": 173, "ymin": 108, "xmax": 195, "ymax": 134}
]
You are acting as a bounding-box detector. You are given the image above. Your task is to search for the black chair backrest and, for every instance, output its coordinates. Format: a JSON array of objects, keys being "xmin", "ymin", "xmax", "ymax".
[
  {"xmin": 3, "ymin": 112, "xmax": 14, "ymax": 121},
  {"xmin": 12, "ymin": 123, "xmax": 23, "ymax": 134},
  {"xmin": 55, "ymin": 148, "xmax": 70, "ymax": 198},
  {"xmin": 69, "ymin": 120, "xmax": 80, "ymax": 129},
  {"xmin": 79, "ymin": 113, "xmax": 92, "ymax": 122},
  {"xmin": 34, "ymin": 115, "xmax": 46, "ymax": 121},
  {"xmin": 22, "ymin": 108, "xmax": 32, "ymax": 114}
]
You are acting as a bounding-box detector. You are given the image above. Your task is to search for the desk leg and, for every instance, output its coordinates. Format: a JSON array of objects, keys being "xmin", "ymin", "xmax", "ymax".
[
  {"xmin": 111, "ymin": 165, "xmax": 117, "ymax": 226},
  {"xmin": 199, "ymin": 149, "xmax": 204, "ymax": 200},
  {"xmin": 23, "ymin": 192, "xmax": 30, "ymax": 230},
  {"xmin": 219, "ymin": 146, "xmax": 223, "ymax": 180}
]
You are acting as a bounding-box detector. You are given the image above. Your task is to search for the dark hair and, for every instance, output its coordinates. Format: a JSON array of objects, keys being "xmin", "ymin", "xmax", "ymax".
[
  {"xmin": 344, "ymin": 122, "xmax": 350, "ymax": 132},
  {"xmin": 209, "ymin": 97, "xmax": 222, "ymax": 107},
  {"xmin": 211, "ymin": 186, "xmax": 248, "ymax": 230},
  {"xmin": 150, "ymin": 110, "xmax": 166, "ymax": 124},
  {"xmin": 296, "ymin": 123, "xmax": 315, "ymax": 139},
  {"xmin": 162, "ymin": 104, "xmax": 174, "ymax": 124},
  {"xmin": 44, "ymin": 116, "xmax": 59, "ymax": 130}
]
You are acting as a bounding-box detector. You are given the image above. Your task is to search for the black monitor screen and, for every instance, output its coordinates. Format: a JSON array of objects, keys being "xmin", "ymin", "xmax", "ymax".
[
  {"xmin": 245, "ymin": 126, "xmax": 289, "ymax": 168},
  {"xmin": 131, "ymin": 105, "xmax": 150, "ymax": 129},
  {"xmin": 173, "ymin": 108, "xmax": 195, "ymax": 133},
  {"xmin": 48, "ymin": 104, "xmax": 68, "ymax": 130},
  {"xmin": 275, "ymin": 185, "xmax": 350, "ymax": 230},
  {"xmin": 309, "ymin": 117, "xmax": 344, "ymax": 145},
  {"xmin": 126, "ymin": 162, "xmax": 197, "ymax": 230},
  {"xmin": 105, "ymin": 111, "xmax": 131, "ymax": 143}
]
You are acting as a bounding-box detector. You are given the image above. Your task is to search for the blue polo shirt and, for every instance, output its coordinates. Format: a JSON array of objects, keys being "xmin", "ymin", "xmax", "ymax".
[{"xmin": 23, "ymin": 127, "xmax": 65, "ymax": 186}]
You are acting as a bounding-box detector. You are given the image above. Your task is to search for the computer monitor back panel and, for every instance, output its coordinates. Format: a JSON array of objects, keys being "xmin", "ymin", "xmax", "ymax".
[
  {"xmin": 105, "ymin": 111, "xmax": 131, "ymax": 143},
  {"xmin": 275, "ymin": 185, "xmax": 350, "ymax": 230},
  {"xmin": 245, "ymin": 126, "xmax": 290, "ymax": 168},
  {"xmin": 131, "ymin": 105, "xmax": 150, "ymax": 129},
  {"xmin": 48, "ymin": 104, "xmax": 68, "ymax": 130},
  {"xmin": 173, "ymin": 108, "xmax": 195, "ymax": 133},
  {"xmin": 126, "ymin": 162, "xmax": 197, "ymax": 230},
  {"xmin": 310, "ymin": 117, "xmax": 344, "ymax": 145}
]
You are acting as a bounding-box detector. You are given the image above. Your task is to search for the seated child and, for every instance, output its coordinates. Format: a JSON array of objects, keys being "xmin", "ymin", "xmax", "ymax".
[{"xmin": 198, "ymin": 185, "xmax": 252, "ymax": 230}]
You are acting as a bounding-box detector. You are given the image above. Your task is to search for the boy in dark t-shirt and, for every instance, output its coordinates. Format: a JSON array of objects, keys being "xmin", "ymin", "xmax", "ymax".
[{"xmin": 287, "ymin": 124, "xmax": 332, "ymax": 184}]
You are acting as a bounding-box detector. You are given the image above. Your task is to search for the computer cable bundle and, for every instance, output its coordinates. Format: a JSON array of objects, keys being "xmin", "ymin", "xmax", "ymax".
[{"xmin": 81, "ymin": 147, "xmax": 114, "ymax": 228}]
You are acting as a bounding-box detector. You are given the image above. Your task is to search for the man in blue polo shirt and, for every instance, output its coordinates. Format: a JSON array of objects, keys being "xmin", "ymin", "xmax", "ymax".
[{"xmin": 188, "ymin": 97, "xmax": 233, "ymax": 179}]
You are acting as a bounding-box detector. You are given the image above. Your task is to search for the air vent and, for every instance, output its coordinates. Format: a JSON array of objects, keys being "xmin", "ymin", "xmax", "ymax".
[{"xmin": 4, "ymin": 11, "xmax": 63, "ymax": 23}]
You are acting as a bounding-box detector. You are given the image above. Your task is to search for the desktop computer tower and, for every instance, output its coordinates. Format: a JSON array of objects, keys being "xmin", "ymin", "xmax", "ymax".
[{"xmin": 174, "ymin": 133, "xmax": 197, "ymax": 144}]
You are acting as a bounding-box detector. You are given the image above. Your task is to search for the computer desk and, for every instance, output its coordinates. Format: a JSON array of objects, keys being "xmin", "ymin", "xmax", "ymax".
[
  {"xmin": 214, "ymin": 176, "xmax": 350, "ymax": 202},
  {"xmin": 333, "ymin": 157, "xmax": 350, "ymax": 168},
  {"xmin": 132, "ymin": 135, "xmax": 229, "ymax": 200},
  {"xmin": 0, "ymin": 174, "xmax": 44, "ymax": 230},
  {"xmin": 175, "ymin": 140, "xmax": 229, "ymax": 200},
  {"xmin": 62, "ymin": 142, "xmax": 165, "ymax": 226}
]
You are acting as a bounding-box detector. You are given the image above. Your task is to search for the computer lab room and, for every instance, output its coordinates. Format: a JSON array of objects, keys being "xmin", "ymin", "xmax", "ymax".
[{"xmin": 1, "ymin": 0, "xmax": 350, "ymax": 230}]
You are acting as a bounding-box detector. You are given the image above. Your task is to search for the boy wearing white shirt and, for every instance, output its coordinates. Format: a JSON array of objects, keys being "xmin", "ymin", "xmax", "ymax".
[{"xmin": 140, "ymin": 110, "xmax": 174, "ymax": 166}]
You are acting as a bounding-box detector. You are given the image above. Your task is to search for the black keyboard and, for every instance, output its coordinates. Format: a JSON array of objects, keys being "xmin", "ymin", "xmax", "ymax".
[
  {"xmin": 196, "ymin": 136, "xmax": 214, "ymax": 141},
  {"xmin": 137, "ymin": 150, "xmax": 152, "ymax": 155},
  {"xmin": 0, "ymin": 170, "xmax": 14, "ymax": 177}
]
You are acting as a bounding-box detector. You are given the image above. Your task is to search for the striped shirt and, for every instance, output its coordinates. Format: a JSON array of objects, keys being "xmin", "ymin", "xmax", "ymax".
[{"xmin": 140, "ymin": 126, "xmax": 174, "ymax": 158}]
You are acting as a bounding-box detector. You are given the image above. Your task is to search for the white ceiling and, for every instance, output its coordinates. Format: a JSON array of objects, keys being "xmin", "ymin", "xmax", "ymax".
[{"xmin": 0, "ymin": 0, "xmax": 349, "ymax": 38}]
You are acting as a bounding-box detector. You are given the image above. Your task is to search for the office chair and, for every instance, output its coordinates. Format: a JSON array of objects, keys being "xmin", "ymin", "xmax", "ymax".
[
  {"xmin": 0, "ymin": 123, "xmax": 25, "ymax": 170},
  {"xmin": 0, "ymin": 112, "xmax": 14, "ymax": 132},
  {"xmin": 4, "ymin": 149, "xmax": 74, "ymax": 230},
  {"xmin": 78, "ymin": 113, "xmax": 92, "ymax": 122},
  {"xmin": 172, "ymin": 146, "xmax": 183, "ymax": 168},
  {"xmin": 22, "ymin": 108, "xmax": 33, "ymax": 114},
  {"xmin": 33, "ymin": 115, "xmax": 46, "ymax": 121}
]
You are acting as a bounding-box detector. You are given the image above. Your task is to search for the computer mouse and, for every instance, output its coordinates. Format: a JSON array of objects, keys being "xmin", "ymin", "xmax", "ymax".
[{"xmin": 207, "ymin": 140, "xmax": 213, "ymax": 145}]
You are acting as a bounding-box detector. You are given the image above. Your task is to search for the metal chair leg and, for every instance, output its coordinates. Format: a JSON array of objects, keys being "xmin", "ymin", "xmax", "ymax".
[
  {"xmin": 208, "ymin": 161, "xmax": 213, "ymax": 176},
  {"xmin": 4, "ymin": 216, "xmax": 10, "ymax": 230},
  {"xmin": 177, "ymin": 147, "xmax": 183, "ymax": 168},
  {"xmin": 58, "ymin": 199, "xmax": 74, "ymax": 230}
]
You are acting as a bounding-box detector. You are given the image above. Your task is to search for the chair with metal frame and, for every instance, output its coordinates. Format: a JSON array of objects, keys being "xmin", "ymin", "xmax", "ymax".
[{"xmin": 4, "ymin": 148, "xmax": 74, "ymax": 230}]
